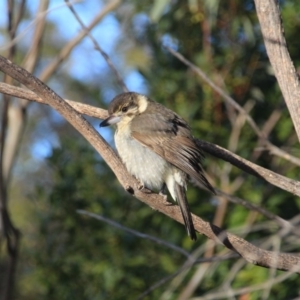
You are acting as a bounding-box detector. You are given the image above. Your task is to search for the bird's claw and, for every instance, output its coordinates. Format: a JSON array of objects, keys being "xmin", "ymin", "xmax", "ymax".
[
  {"xmin": 137, "ymin": 182, "xmax": 152, "ymax": 194},
  {"xmin": 159, "ymin": 191, "xmax": 170, "ymax": 205}
]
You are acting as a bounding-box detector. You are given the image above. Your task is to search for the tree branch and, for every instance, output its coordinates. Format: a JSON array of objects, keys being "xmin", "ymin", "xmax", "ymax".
[
  {"xmin": 164, "ymin": 45, "xmax": 300, "ymax": 167},
  {"xmin": 65, "ymin": 0, "xmax": 128, "ymax": 92},
  {"xmin": 0, "ymin": 56, "xmax": 299, "ymax": 273},
  {"xmin": 0, "ymin": 82, "xmax": 108, "ymax": 119},
  {"xmin": 254, "ymin": 0, "xmax": 300, "ymax": 142},
  {"xmin": 1, "ymin": 81, "xmax": 300, "ymax": 197},
  {"xmin": 39, "ymin": 0, "xmax": 121, "ymax": 83}
]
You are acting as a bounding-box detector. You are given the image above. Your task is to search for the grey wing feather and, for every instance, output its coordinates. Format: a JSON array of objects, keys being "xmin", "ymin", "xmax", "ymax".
[{"xmin": 131, "ymin": 111, "xmax": 215, "ymax": 194}]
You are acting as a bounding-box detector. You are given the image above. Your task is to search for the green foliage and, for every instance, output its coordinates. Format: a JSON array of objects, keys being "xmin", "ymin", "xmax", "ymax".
[
  {"xmin": 6, "ymin": 0, "xmax": 300, "ymax": 299},
  {"xmin": 17, "ymin": 138, "xmax": 201, "ymax": 299}
]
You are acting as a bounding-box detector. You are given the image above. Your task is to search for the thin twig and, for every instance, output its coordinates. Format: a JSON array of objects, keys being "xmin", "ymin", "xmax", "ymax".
[
  {"xmin": 136, "ymin": 254, "xmax": 237, "ymax": 300},
  {"xmin": 77, "ymin": 210, "xmax": 191, "ymax": 258},
  {"xmin": 194, "ymin": 271, "xmax": 297, "ymax": 300},
  {"xmin": 164, "ymin": 45, "xmax": 300, "ymax": 167},
  {"xmin": 65, "ymin": 0, "xmax": 128, "ymax": 92},
  {"xmin": 196, "ymin": 139, "xmax": 300, "ymax": 197},
  {"xmin": 0, "ymin": 1, "xmax": 82, "ymax": 52},
  {"xmin": 216, "ymin": 189, "xmax": 294, "ymax": 233},
  {"xmin": 40, "ymin": 0, "xmax": 121, "ymax": 82}
]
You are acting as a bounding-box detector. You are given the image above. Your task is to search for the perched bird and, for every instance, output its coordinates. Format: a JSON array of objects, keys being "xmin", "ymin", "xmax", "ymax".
[{"xmin": 100, "ymin": 92, "xmax": 215, "ymax": 240}]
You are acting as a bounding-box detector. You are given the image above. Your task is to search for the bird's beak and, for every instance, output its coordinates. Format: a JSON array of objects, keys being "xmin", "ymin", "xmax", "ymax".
[{"xmin": 99, "ymin": 115, "xmax": 121, "ymax": 127}]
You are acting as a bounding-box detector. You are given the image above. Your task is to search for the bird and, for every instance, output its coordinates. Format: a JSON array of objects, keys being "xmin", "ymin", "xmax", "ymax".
[{"xmin": 100, "ymin": 92, "xmax": 215, "ymax": 240}]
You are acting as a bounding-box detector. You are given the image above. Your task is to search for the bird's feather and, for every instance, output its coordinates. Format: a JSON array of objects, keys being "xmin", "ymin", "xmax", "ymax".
[
  {"xmin": 131, "ymin": 105, "xmax": 215, "ymax": 194},
  {"xmin": 174, "ymin": 182, "xmax": 197, "ymax": 240}
]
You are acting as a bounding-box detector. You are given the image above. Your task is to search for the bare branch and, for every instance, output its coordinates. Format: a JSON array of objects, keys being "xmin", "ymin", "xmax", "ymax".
[
  {"xmin": 0, "ymin": 56, "xmax": 299, "ymax": 273},
  {"xmin": 163, "ymin": 45, "xmax": 262, "ymax": 135},
  {"xmin": 193, "ymin": 271, "xmax": 296, "ymax": 300},
  {"xmin": 196, "ymin": 139, "xmax": 300, "ymax": 197},
  {"xmin": 137, "ymin": 254, "xmax": 237, "ymax": 300},
  {"xmin": 22, "ymin": 0, "xmax": 49, "ymax": 72},
  {"xmin": 39, "ymin": 0, "xmax": 121, "ymax": 82},
  {"xmin": 254, "ymin": 0, "xmax": 300, "ymax": 142},
  {"xmin": 1, "ymin": 81, "xmax": 300, "ymax": 198},
  {"xmin": 3, "ymin": 0, "xmax": 50, "ymax": 185},
  {"xmin": 65, "ymin": 0, "xmax": 128, "ymax": 92},
  {"xmin": 0, "ymin": 1, "xmax": 82, "ymax": 52},
  {"xmin": 77, "ymin": 210, "xmax": 191, "ymax": 258},
  {"xmin": 0, "ymin": 2, "xmax": 26, "ymax": 298},
  {"xmin": 0, "ymin": 82, "xmax": 108, "ymax": 119},
  {"xmin": 164, "ymin": 45, "xmax": 300, "ymax": 167},
  {"xmin": 216, "ymin": 189, "xmax": 295, "ymax": 232}
]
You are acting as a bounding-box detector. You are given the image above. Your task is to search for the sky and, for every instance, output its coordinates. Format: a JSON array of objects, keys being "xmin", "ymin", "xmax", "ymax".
[
  {"xmin": 0, "ymin": 0, "xmax": 147, "ymax": 94},
  {"xmin": 0, "ymin": 0, "xmax": 147, "ymax": 160}
]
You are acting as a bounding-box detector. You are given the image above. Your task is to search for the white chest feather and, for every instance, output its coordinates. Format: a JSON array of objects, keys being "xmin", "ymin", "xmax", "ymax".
[{"xmin": 114, "ymin": 126, "xmax": 169, "ymax": 191}]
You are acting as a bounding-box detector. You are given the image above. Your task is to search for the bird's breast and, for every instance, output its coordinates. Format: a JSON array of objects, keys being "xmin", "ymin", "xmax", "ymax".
[{"xmin": 115, "ymin": 127, "xmax": 169, "ymax": 191}]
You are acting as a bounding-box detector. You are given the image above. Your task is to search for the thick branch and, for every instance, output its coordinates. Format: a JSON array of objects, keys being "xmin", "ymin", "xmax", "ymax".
[
  {"xmin": 196, "ymin": 140, "xmax": 300, "ymax": 197},
  {"xmin": 0, "ymin": 82, "xmax": 108, "ymax": 119},
  {"xmin": 1, "ymin": 82, "xmax": 300, "ymax": 197},
  {"xmin": 0, "ymin": 56, "xmax": 299, "ymax": 273},
  {"xmin": 254, "ymin": 0, "xmax": 300, "ymax": 142}
]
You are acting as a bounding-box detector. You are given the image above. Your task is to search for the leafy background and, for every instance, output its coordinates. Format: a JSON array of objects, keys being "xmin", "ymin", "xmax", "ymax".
[{"xmin": 0, "ymin": 0, "xmax": 300, "ymax": 299}]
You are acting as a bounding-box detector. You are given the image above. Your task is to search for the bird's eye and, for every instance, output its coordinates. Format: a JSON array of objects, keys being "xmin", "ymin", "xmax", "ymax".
[{"xmin": 121, "ymin": 106, "xmax": 128, "ymax": 112}]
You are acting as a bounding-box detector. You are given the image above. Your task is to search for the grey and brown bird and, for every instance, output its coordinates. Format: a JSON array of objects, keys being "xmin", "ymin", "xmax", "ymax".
[{"xmin": 100, "ymin": 92, "xmax": 215, "ymax": 240}]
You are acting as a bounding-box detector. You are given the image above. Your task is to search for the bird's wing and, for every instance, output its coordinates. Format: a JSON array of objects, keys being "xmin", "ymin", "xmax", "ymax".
[{"xmin": 131, "ymin": 112, "xmax": 215, "ymax": 194}]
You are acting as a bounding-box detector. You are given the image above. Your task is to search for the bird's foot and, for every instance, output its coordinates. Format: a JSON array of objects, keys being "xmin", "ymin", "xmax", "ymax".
[
  {"xmin": 159, "ymin": 191, "xmax": 171, "ymax": 206},
  {"xmin": 137, "ymin": 182, "xmax": 152, "ymax": 194}
]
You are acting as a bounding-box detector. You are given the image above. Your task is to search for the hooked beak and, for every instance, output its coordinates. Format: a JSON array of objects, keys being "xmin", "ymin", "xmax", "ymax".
[{"xmin": 99, "ymin": 115, "xmax": 121, "ymax": 127}]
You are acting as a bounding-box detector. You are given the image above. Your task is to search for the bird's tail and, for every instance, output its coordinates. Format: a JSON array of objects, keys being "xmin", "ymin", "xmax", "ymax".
[{"xmin": 175, "ymin": 183, "xmax": 197, "ymax": 240}]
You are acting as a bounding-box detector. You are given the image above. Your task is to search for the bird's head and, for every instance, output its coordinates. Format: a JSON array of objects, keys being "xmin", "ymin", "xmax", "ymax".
[{"xmin": 100, "ymin": 92, "xmax": 149, "ymax": 127}]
